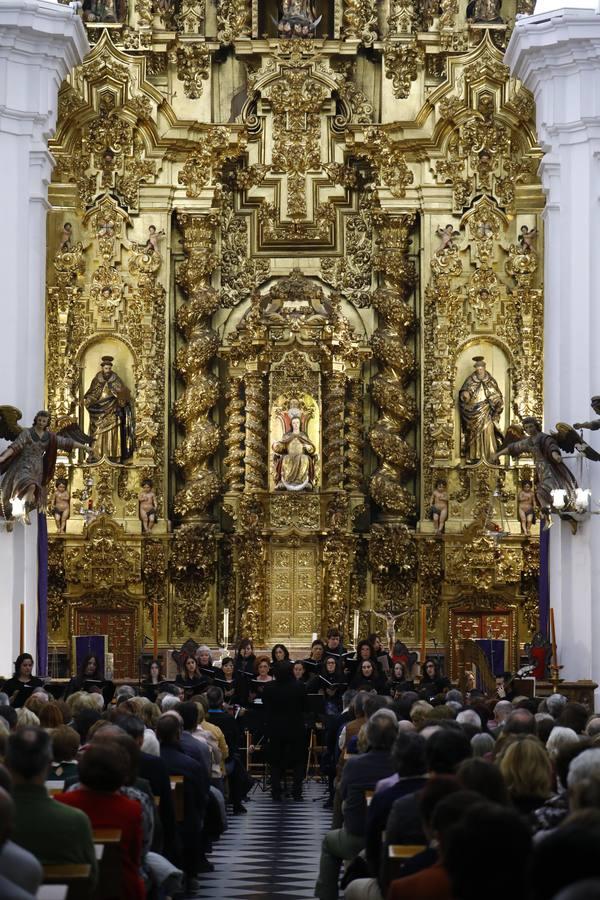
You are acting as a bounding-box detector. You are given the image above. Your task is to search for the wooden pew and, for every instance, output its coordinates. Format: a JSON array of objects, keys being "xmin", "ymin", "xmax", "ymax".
[
  {"xmin": 42, "ymin": 864, "xmax": 91, "ymax": 900},
  {"xmin": 171, "ymin": 775, "xmax": 184, "ymax": 823},
  {"xmin": 92, "ymin": 829, "xmax": 122, "ymax": 900}
]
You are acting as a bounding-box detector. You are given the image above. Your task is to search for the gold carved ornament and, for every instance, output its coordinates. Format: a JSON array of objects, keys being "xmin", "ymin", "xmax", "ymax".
[
  {"xmin": 64, "ymin": 517, "xmax": 141, "ymax": 592},
  {"xmin": 174, "ymin": 214, "xmax": 222, "ymax": 520},
  {"xmin": 384, "ymin": 39, "xmax": 425, "ymax": 100},
  {"xmin": 216, "ymin": 0, "xmax": 251, "ymax": 44},
  {"xmin": 342, "ymin": 0, "xmax": 378, "ymax": 46},
  {"xmin": 368, "ymin": 523, "xmax": 418, "ymax": 616},
  {"xmin": 369, "ymin": 215, "xmax": 418, "ymax": 521},
  {"xmin": 168, "ymin": 40, "xmax": 210, "ymax": 99}
]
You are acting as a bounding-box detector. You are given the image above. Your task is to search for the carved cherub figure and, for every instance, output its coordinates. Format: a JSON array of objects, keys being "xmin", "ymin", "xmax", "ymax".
[
  {"xmin": 52, "ymin": 478, "xmax": 70, "ymax": 533},
  {"xmin": 139, "ymin": 478, "xmax": 157, "ymax": 533},
  {"xmin": 518, "ymin": 479, "xmax": 536, "ymax": 536},
  {"xmin": 435, "ymin": 223, "xmax": 459, "ymax": 253},
  {"xmin": 145, "ymin": 225, "xmax": 165, "ymax": 253},
  {"xmin": 430, "ymin": 478, "xmax": 449, "ymax": 534},
  {"xmin": 60, "ymin": 222, "xmax": 73, "ymax": 252},
  {"xmin": 518, "ymin": 225, "xmax": 537, "ymax": 253}
]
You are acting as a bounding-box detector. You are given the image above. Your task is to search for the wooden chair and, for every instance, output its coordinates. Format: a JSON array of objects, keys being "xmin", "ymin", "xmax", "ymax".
[
  {"xmin": 42, "ymin": 864, "xmax": 91, "ymax": 900},
  {"xmin": 305, "ymin": 728, "xmax": 325, "ymax": 780},
  {"xmin": 45, "ymin": 780, "xmax": 64, "ymax": 798},
  {"xmin": 92, "ymin": 828, "xmax": 122, "ymax": 900},
  {"xmin": 385, "ymin": 844, "xmax": 427, "ymax": 884}
]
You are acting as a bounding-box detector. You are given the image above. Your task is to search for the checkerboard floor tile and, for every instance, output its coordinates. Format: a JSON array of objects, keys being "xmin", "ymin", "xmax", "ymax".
[{"xmin": 188, "ymin": 780, "xmax": 332, "ymax": 899}]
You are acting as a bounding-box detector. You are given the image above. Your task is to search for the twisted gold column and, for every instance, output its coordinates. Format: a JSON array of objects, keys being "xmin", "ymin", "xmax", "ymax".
[{"xmin": 243, "ymin": 372, "xmax": 267, "ymax": 492}]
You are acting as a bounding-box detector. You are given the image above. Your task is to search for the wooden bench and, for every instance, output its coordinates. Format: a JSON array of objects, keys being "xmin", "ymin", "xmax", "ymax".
[
  {"xmin": 92, "ymin": 829, "xmax": 122, "ymax": 900},
  {"xmin": 171, "ymin": 775, "xmax": 185, "ymax": 823},
  {"xmin": 42, "ymin": 864, "xmax": 91, "ymax": 900}
]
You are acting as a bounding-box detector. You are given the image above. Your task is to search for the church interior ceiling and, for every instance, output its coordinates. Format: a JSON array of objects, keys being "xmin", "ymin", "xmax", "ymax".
[{"xmin": 46, "ymin": 0, "xmax": 543, "ymax": 674}]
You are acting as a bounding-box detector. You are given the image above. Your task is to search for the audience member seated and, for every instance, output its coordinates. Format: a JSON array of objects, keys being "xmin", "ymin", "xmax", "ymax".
[
  {"xmin": 315, "ymin": 711, "xmax": 398, "ymax": 900},
  {"xmin": 445, "ymin": 802, "xmax": 532, "ymax": 900},
  {"xmin": 498, "ymin": 734, "xmax": 552, "ymax": 817},
  {"xmin": 6, "ymin": 727, "xmax": 97, "ymax": 887},
  {"xmin": 49, "ymin": 724, "xmax": 79, "ymax": 780},
  {"xmin": 156, "ymin": 711, "xmax": 211, "ymax": 888},
  {"xmin": 0, "ymin": 771, "xmax": 43, "ymax": 899},
  {"xmin": 206, "ymin": 685, "xmax": 249, "ymax": 813},
  {"xmin": 57, "ymin": 742, "xmax": 144, "ymax": 900}
]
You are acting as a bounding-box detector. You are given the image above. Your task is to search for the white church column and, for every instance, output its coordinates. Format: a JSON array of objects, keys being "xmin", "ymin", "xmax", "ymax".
[
  {"xmin": 506, "ymin": 4, "xmax": 600, "ymax": 700},
  {"xmin": 0, "ymin": 0, "xmax": 87, "ymax": 675}
]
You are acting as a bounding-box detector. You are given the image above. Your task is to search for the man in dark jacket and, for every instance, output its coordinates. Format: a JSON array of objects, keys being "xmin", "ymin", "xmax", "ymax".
[
  {"xmin": 206, "ymin": 686, "xmax": 249, "ymax": 814},
  {"xmin": 262, "ymin": 661, "xmax": 307, "ymax": 801}
]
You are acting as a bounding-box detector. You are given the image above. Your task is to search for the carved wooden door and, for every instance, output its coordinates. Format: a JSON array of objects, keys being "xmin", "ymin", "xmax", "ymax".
[
  {"xmin": 450, "ymin": 608, "xmax": 516, "ymax": 678},
  {"xmin": 75, "ymin": 609, "xmax": 136, "ymax": 678},
  {"xmin": 269, "ymin": 543, "xmax": 318, "ymax": 642}
]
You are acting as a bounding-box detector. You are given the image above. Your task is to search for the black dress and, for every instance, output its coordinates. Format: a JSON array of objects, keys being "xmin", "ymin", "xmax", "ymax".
[
  {"xmin": 2, "ymin": 676, "xmax": 44, "ymax": 708},
  {"xmin": 175, "ymin": 674, "xmax": 208, "ymax": 696}
]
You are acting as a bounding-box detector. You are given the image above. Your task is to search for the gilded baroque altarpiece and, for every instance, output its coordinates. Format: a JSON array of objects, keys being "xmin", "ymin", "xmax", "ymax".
[{"xmin": 45, "ymin": 0, "xmax": 543, "ymax": 676}]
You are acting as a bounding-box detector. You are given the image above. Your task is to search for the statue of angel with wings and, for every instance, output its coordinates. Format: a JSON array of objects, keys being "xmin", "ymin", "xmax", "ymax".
[
  {"xmin": 272, "ymin": 400, "xmax": 317, "ymax": 491},
  {"xmin": 491, "ymin": 416, "xmax": 599, "ymax": 526},
  {"xmin": 0, "ymin": 407, "xmax": 91, "ymax": 527}
]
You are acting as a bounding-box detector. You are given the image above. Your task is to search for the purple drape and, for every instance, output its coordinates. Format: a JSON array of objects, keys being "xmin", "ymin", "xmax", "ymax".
[
  {"xmin": 37, "ymin": 511, "xmax": 48, "ymax": 677},
  {"xmin": 539, "ymin": 524, "xmax": 550, "ymax": 640}
]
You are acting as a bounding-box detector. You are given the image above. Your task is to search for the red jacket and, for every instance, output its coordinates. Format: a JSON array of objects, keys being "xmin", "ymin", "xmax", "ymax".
[{"xmin": 57, "ymin": 788, "xmax": 144, "ymax": 900}]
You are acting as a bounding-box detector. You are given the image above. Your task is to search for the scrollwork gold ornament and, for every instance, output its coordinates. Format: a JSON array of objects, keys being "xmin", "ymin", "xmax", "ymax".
[
  {"xmin": 216, "ymin": 0, "xmax": 251, "ymax": 44},
  {"xmin": 342, "ymin": 0, "xmax": 378, "ymax": 46},
  {"xmin": 368, "ymin": 523, "xmax": 418, "ymax": 612},
  {"xmin": 384, "ymin": 39, "xmax": 424, "ymax": 99},
  {"xmin": 168, "ymin": 40, "xmax": 210, "ymax": 98}
]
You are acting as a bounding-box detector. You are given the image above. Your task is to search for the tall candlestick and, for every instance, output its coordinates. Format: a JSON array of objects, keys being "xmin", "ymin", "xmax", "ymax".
[
  {"xmin": 223, "ymin": 607, "xmax": 230, "ymax": 649},
  {"xmin": 420, "ymin": 604, "xmax": 427, "ymax": 668},
  {"xmin": 152, "ymin": 602, "xmax": 158, "ymax": 660},
  {"xmin": 550, "ymin": 607, "xmax": 557, "ymax": 664},
  {"xmin": 353, "ymin": 609, "xmax": 360, "ymax": 647},
  {"xmin": 19, "ymin": 603, "xmax": 24, "ymax": 655},
  {"xmin": 311, "ymin": 632, "xmax": 317, "ymax": 643}
]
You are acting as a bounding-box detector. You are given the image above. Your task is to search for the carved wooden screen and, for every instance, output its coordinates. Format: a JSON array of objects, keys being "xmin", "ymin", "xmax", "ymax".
[{"xmin": 75, "ymin": 609, "xmax": 136, "ymax": 678}]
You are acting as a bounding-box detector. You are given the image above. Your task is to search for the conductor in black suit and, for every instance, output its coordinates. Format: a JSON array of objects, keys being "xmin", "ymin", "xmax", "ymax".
[{"xmin": 262, "ymin": 661, "xmax": 308, "ymax": 802}]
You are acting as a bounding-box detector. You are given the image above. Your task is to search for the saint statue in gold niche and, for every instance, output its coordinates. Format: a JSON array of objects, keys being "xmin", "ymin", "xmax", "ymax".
[
  {"xmin": 272, "ymin": 402, "xmax": 317, "ymax": 491},
  {"xmin": 458, "ymin": 356, "xmax": 504, "ymax": 464},
  {"xmin": 84, "ymin": 356, "xmax": 135, "ymax": 463}
]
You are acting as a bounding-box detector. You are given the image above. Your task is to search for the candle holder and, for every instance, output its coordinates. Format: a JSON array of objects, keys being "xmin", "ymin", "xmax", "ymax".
[{"xmin": 550, "ymin": 663, "xmax": 563, "ymax": 693}]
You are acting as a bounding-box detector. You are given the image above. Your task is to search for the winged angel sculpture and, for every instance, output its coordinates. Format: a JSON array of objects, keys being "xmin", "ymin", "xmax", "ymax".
[
  {"xmin": 0, "ymin": 407, "xmax": 91, "ymax": 528},
  {"xmin": 492, "ymin": 416, "xmax": 600, "ymax": 528}
]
